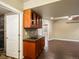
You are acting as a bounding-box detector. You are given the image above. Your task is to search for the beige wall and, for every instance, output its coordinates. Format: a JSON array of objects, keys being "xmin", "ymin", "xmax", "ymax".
[
  {"xmin": 0, "ymin": 0, "xmax": 23, "ymax": 11},
  {"xmin": 42, "ymin": 20, "xmax": 53, "ymax": 40},
  {"xmin": 53, "ymin": 20, "xmax": 79, "ymax": 40},
  {"xmin": 48, "ymin": 20, "xmax": 54, "ymax": 40}
]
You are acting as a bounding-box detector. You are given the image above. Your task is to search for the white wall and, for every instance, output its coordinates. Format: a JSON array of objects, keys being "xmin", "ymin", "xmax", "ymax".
[
  {"xmin": 38, "ymin": 20, "xmax": 53, "ymax": 48},
  {"xmin": 53, "ymin": 20, "xmax": 79, "ymax": 41},
  {"xmin": 0, "ymin": 0, "xmax": 23, "ymax": 11},
  {"xmin": 42, "ymin": 20, "xmax": 53, "ymax": 40}
]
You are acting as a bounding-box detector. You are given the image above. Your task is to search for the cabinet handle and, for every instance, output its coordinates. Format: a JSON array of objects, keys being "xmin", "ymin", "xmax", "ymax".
[{"xmin": 32, "ymin": 21, "xmax": 34, "ymax": 25}]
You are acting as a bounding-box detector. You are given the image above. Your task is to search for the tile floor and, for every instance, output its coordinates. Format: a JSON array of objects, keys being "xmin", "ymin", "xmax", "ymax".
[{"xmin": 0, "ymin": 52, "xmax": 15, "ymax": 59}]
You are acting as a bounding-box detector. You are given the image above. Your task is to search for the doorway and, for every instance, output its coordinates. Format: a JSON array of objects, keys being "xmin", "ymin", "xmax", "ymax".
[
  {"xmin": 0, "ymin": 14, "xmax": 4, "ymax": 52},
  {"xmin": 0, "ymin": 9, "xmax": 13, "ymax": 57},
  {"xmin": 0, "ymin": 2, "xmax": 22, "ymax": 59}
]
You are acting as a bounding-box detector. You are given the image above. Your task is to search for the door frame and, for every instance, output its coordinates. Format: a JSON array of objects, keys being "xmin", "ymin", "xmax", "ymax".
[{"xmin": 0, "ymin": 1, "xmax": 23, "ymax": 59}]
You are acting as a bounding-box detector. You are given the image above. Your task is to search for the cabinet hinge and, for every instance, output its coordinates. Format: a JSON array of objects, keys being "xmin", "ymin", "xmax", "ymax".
[
  {"xmin": 18, "ymin": 34, "xmax": 20, "ymax": 36},
  {"xmin": 18, "ymin": 50, "xmax": 20, "ymax": 52}
]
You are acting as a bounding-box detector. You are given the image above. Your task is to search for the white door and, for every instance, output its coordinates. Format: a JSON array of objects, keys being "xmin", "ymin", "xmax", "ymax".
[{"xmin": 6, "ymin": 14, "xmax": 19, "ymax": 58}]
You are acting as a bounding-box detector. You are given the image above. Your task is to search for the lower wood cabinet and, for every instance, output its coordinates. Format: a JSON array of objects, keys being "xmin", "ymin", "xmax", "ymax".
[{"xmin": 23, "ymin": 37, "xmax": 45, "ymax": 59}]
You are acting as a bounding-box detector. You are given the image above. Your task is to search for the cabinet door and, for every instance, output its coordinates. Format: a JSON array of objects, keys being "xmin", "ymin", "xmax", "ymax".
[
  {"xmin": 31, "ymin": 12, "xmax": 37, "ymax": 28},
  {"xmin": 23, "ymin": 10, "xmax": 32, "ymax": 28},
  {"xmin": 41, "ymin": 38, "xmax": 45, "ymax": 49},
  {"xmin": 39, "ymin": 17, "xmax": 42, "ymax": 28},
  {"xmin": 23, "ymin": 41, "xmax": 36, "ymax": 59},
  {"xmin": 23, "ymin": 9, "xmax": 42, "ymax": 28},
  {"xmin": 36, "ymin": 41, "xmax": 39, "ymax": 57},
  {"xmin": 37, "ymin": 16, "xmax": 42, "ymax": 28},
  {"xmin": 36, "ymin": 16, "xmax": 39, "ymax": 28}
]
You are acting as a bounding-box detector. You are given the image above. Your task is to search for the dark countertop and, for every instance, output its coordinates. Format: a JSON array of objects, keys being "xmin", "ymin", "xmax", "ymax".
[{"xmin": 23, "ymin": 36, "xmax": 44, "ymax": 42}]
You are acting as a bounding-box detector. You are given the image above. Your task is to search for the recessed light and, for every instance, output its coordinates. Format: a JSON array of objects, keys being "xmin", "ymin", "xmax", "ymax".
[
  {"xmin": 68, "ymin": 17, "xmax": 72, "ymax": 20},
  {"xmin": 50, "ymin": 17, "xmax": 54, "ymax": 20},
  {"xmin": 54, "ymin": 16, "xmax": 69, "ymax": 20}
]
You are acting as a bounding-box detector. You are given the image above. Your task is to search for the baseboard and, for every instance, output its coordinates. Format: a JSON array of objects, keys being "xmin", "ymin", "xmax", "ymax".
[
  {"xmin": 48, "ymin": 38, "xmax": 54, "ymax": 41},
  {"xmin": 48, "ymin": 38, "xmax": 79, "ymax": 42}
]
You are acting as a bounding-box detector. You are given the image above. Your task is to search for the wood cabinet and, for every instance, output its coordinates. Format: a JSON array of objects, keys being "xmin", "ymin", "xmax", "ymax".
[
  {"xmin": 36, "ymin": 16, "xmax": 42, "ymax": 28},
  {"xmin": 23, "ymin": 37, "xmax": 45, "ymax": 59},
  {"xmin": 23, "ymin": 9, "xmax": 42, "ymax": 29}
]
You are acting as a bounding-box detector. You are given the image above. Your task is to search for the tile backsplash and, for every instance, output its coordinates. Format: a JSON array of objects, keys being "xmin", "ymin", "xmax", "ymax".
[{"xmin": 23, "ymin": 29, "xmax": 38, "ymax": 39}]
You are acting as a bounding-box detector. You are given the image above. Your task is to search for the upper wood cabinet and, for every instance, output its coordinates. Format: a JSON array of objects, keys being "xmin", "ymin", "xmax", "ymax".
[{"xmin": 23, "ymin": 9, "xmax": 42, "ymax": 29}]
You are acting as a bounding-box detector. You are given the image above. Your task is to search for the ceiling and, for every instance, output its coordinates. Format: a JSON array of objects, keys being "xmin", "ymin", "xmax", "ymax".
[
  {"xmin": 0, "ymin": 5, "xmax": 11, "ymax": 15},
  {"xmin": 32, "ymin": 0, "xmax": 79, "ymax": 20},
  {"xmin": 24, "ymin": 0, "xmax": 29, "ymax": 2}
]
